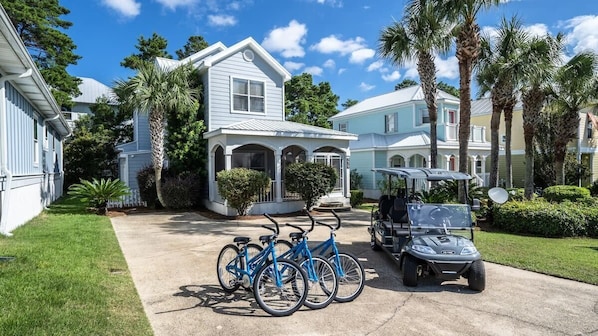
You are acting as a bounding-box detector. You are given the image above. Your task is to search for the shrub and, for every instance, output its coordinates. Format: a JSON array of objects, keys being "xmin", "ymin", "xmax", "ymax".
[
  {"xmin": 493, "ymin": 200, "xmax": 586, "ymax": 237},
  {"xmin": 542, "ymin": 185, "xmax": 591, "ymax": 203},
  {"xmin": 285, "ymin": 162, "xmax": 337, "ymax": 210},
  {"xmin": 350, "ymin": 169, "xmax": 363, "ymax": 189},
  {"xmin": 68, "ymin": 178, "xmax": 130, "ymax": 215},
  {"xmin": 587, "ymin": 180, "xmax": 598, "ymax": 197},
  {"xmin": 584, "ymin": 206, "xmax": 598, "ymax": 238},
  {"xmin": 136, "ymin": 166, "xmax": 171, "ymax": 208},
  {"xmin": 350, "ymin": 190, "xmax": 364, "ymax": 208},
  {"xmin": 161, "ymin": 172, "xmax": 201, "ymax": 209},
  {"xmin": 217, "ymin": 168, "xmax": 271, "ymax": 216}
]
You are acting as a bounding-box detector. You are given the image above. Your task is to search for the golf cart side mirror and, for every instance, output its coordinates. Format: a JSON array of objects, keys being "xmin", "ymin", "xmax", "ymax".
[{"xmin": 471, "ymin": 198, "xmax": 480, "ymax": 211}]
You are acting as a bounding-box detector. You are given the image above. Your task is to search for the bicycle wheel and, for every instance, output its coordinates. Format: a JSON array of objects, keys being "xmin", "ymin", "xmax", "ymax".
[
  {"xmin": 253, "ymin": 258, "xmax": 308, "ymax": 317},
  {"xmin": 274, "ymin": 239, "xmax": 294, "ymax": 260},
  {"xmin": 328, "ymin": 252, "xmax": 365, "ymax": 303},
  {"xmin": 216, "ymin": 244, "xmax": 241, "ymax": 293},
  {"xmin": 300, "ymin": 255, "xmax": 338, "ymax": 310}
]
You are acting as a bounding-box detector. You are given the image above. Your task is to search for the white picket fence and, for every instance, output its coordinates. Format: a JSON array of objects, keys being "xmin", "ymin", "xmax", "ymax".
[{"xmin": 108, "ymin": 189, "xmax": 147, "ymax": 208}]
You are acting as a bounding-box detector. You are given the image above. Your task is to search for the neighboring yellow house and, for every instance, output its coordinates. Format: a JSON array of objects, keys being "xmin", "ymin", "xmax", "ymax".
[{"xmin": 470, "ymin": 98, "xmax": 598, "ymax": 187}]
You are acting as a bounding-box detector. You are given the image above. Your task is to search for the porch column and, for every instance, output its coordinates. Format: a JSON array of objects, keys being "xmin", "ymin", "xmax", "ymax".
[
  {"xmin": 344, "ymin": 155, "xmax": 351, "ymax": 197},
  {"xmin": 427, "ymin": 155, "xmax": 431, "ymax": 168},
  {"xmin": 469, "ymin": 155, "xmax": 476, "ymax": 176},
  {"xmin": 404, "ymin": 155, "xmax": 412, "ymax": 167},
  {"xmin": 444, "ymin": 155, "xmax": 451, "ymax": 170},
  {"xmin": 275, "ymin": 149, "xmax": 282, "ymax": 202},
  {"xmin": 306, "ymin": 151, "xmax": 314, "ymax": 162},
  {"xmin": 481, "ymin": 155, "xmax": 487, "ymax": 186},
  {"xmin": 209, "ymin": 152, "xmax": 215, "ymax": 201}
]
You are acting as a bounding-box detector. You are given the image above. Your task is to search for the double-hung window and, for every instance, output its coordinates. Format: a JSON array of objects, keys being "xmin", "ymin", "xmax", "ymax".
[
  {"xmin": 232, "ymin": 78, "xmax": 265, "ymax": 113},
  {"xmin": 33, "ymin": 117, "xmax": 39, "ymax": 165},
  {"xmin": 338, "ymin": 122, "xmax": 347, "ymax": 132},
  {"xmin": 385, "ymin": 113, "xmax": 396, "ymax": 133},
  {"xmin": 420, "ymin": 108, "xmax": 430, "ymax": 125}
]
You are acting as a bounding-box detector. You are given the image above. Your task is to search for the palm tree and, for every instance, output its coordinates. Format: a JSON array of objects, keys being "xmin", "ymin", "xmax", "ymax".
[
  {"xmin": 378, "ymin": 0, "xmax": 452, "ymax": 168},
  {"xmin": 475, "ymin": 16, "xmax": 528, "ymax": 188},
  {"xmin": 435, "ymin": 0, "xmax": 500, "ymax": 201},
  {"xmin": 519, "ymin": 34, "xmax": 564, "ymax": 199},
  {"xmin": 548, "ymin": 52, "xmax": 598, "ymax": 185},
  {"xmin": 115, "ymin": 62, "xmax": 198, "ymax": 206}
]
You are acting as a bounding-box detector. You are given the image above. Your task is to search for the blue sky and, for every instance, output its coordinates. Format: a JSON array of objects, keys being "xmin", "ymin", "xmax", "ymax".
[{"xmin": 60, "ymin": 0, "xmax": 598, "ymax": 105}]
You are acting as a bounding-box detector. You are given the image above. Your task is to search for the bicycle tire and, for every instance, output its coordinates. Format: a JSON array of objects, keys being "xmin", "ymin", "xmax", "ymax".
[
  {"xmin": 300, "ymin": 254, "xmax": 338, "ymax": 310},
  {"xmin": 274, "ymin": 239, "xmax": 294, "ymax": 260},
  {"xmin": 216, "ymin": 244, "xmax": 241, "ymax": 293},
  {"xmin": 253, "ymin": 258, "xmax": 308, "ymax": 317},
  {"xmin": 328, "ymin": 251, "xmax": 365, "ymax": 302}
]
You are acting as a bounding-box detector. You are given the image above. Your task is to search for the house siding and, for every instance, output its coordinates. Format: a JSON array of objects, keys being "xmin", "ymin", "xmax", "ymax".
[
  {"xmin": 5, "ymin": 83, "xmax": 41, "ymax": 175},
  {"xmin": 125, "ymin": 153, "xmax": 152, "ymax": 191},
  {"xmin": 207, "ymin": 50, "xmax": 285, "ymax": 131},
  {"xmin": 350, "ymin": 151, "xmax": 373, "ymax": 190}
]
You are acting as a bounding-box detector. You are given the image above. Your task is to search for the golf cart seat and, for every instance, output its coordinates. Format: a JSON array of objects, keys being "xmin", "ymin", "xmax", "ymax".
[
  {"xmin": 378, "ymin": 195, "xmax": 395, "ymax": 221},
  {"xmin": 390, "ymin": 196, "xmax": 408, "ymax": 226}
]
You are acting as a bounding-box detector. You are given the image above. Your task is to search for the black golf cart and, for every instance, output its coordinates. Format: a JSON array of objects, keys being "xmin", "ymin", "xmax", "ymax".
[{"xmin": 368, "ymin": 167, "xmax": 486, "ymax": 291}]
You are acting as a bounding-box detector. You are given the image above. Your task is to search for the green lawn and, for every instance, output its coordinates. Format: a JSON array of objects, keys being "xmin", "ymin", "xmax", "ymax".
[
  {"xmin": 0, "ymin": 197, "xmax": 152, "ymax": 336},
  {"xmin": 475, "ymin": 231, "xmax": 598, "ymax": 285}
]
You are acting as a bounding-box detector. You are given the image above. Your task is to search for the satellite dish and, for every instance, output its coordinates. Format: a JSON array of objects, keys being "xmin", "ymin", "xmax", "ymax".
[{"xmin": 488, "ymin": 187, "xmax": 509, "ymax": 204}]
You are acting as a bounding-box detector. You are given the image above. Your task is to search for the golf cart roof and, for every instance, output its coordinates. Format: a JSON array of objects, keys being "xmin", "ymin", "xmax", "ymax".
[{"xmin": 372, "ymin": 167, "xmax": 472, "ymax": 181}]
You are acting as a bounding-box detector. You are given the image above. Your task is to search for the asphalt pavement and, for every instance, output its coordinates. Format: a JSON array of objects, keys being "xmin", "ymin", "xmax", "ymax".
[{"xmin": 110, "ymin": 209, "xmax": 598, "ymax": 336}]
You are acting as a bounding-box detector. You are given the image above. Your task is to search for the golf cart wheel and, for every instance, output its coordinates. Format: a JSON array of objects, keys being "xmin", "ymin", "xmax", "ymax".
[
  {"xmin": 370, "ymin": 230, "xmax": 381, "ymax": 251},
  {"xmin": 402, "ymin": 256, "xmax": 418, "ymax": 287},
  {"xmin": 468, "ymin": 260, "xmax": 486, "ymax": 292}
]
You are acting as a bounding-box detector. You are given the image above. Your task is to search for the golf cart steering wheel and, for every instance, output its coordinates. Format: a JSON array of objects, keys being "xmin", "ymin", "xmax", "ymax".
[{"xmin": 429, "ymin": 206, "xmax": 451, "ymax": 222}]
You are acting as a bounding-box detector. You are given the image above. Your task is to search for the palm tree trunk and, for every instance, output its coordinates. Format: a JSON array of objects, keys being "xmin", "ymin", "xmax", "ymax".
[
  {"xmin": 504, "ymin": 101, "xmax": 514, "ymax": 188},
  {"xmin": 489, "ymin": 96, "xmax": 501, "ymax": 188},
  {"xmin": 418, "ymin": 52, "xmax": 438, "ymax": 168},
  {"xmin": 522, "ymin": 88, "xmax": 544, "ymax": 200},
  {"xmin": 149, "ymin": 110, "xmax": 166, "ymax": 206}
]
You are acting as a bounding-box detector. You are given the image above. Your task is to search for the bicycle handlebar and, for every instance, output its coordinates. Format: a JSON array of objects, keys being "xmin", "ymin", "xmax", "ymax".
[
  {"xmin": 262, "ymin": 213, "xmax": 280, "ymax": 234},
  {"xmin": 306, "ymin": 209, "xmax": 341, "ymax": 230},
  {"xmin": 285, "ymin": 209, "xmax": 315, "ymax": 234}
]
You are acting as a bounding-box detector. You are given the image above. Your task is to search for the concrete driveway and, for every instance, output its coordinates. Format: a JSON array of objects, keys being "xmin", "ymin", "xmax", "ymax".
[{"xmin": 111, "ymin": 210, "xmax": 598, "ymax": 336}]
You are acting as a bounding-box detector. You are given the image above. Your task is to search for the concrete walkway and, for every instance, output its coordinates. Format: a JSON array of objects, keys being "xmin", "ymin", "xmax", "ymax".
[{"xmin": 111, "ymin": 210, "xmax": 598, "ymax": 336}]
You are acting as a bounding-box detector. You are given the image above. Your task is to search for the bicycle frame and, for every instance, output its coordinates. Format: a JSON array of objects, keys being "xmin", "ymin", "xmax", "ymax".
[
  {"xmin": 306, "ymin": 211, "xmax": 346, "ymax": 278},
  {"xmin": 225, "ymin": 229, "xmax": 284, "ymax": 288}
]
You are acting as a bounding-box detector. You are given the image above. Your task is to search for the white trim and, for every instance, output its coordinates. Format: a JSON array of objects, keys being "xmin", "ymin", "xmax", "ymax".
[{"xmin": 230, "ymin": 76, "xmax": 266, "ymax": 115}]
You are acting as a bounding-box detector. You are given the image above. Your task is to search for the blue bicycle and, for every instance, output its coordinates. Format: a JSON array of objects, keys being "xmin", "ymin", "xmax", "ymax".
[
  {"xmin": 216, "ymin": 214, "xmax": 308, "ymax": 317},
  {"xmin": 307, "ymin": 210, "xmax": 365, "ymax": 302},
  {"xmin": 269, "ymin": 212, "xmax": 339, "ymax": 310}
]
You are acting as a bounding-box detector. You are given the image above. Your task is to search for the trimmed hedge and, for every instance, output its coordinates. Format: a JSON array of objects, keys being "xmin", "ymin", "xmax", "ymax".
[
  {"xmin": 542, "ymin": 185, "xmax": 591, "ymax": 203},
  {"xmin": 350, "ymin": 190, "xmax": 364, "ymax": 208},
  {"xmin": 493, "ymin": 200, "xmax": 591, "ymax": 237},
  {"xmin": 161, "ymin": 172, "xmax": 201, "ymax": 209}
]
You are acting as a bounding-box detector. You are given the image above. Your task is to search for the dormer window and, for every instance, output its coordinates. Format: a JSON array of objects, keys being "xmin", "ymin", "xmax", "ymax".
[
  {"xmin": 232, "ymin": 77, "xmax": 265, "ymax": 114},
  {"xmin": 419, "ymin": 108, "xmax": 430, "ymax": 125}
]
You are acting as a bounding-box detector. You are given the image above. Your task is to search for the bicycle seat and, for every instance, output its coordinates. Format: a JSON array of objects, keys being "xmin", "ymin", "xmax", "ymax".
[
  {"xmin": 259, "ymin": 235, "xmax": 275, "ymax": 244},
  {"xmin": 289, "ymin": 232, "xmax": 303, "ymax": 241},
  {"xmin": 233, "ymin": 236, "xmax": 251, "ymax": 244}
]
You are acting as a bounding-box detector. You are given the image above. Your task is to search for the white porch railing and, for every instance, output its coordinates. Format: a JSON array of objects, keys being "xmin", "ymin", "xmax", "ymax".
[
  {"xmin": 108, "ymin": 189, "xmax": 147, "ymax": 208},
  {"xmin": 212, "ymin": 180, "xmax": 302, "ymax": 204},
  {"xmin": 444, "ymin": 124, "xmax": 486, "ymax": 143}
]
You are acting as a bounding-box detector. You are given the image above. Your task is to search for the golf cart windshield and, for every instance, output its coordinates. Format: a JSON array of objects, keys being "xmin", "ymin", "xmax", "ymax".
[{"xmin": 407, "ymin": 203, "xmax": 473, "ymax": 229}]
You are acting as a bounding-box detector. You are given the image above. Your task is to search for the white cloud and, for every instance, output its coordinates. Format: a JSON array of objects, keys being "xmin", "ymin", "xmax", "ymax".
[
  {"xmin": 284, "ymin": 61, "xmax": 304, "ymax": 72},
  {"xmin": 305, "ymin": 66, "xmax": 323, "ymax": 76},
  {"xmin": 323, "ymin": 59, "xmax": 336, "ymax": 68},
  {"xmin": 338, "ymin": 68, "xmax": 346, "ymax": 75},
  {"xmin": 208, "ymin": 14, "xmax": 237, "ymax": 26},
  {"xmin": 101, "ymin": 0, "xmax": 140, "ymax": 17},
  {"xmin": 154, "ymin": 0, "xmax": 197, "ymax": 10},
  {"xmin": 480, "ymin": 26, "xmax": 498, "ymax": 40},
  {"xmin": 310, "ymin": 35, "xmax": 367, "ymax": 55},
  {"xmin": 227, "ymin": 1, "xmax": 241, "ymax": 10},
  {"xmin": 262, "ymin": 20, "xmax": 308, "ymax": 58},
  {"xmin": 367, "ymin": 60, "xmax": 384, "ymax": 72},
  {"xmin": 524, "ymin": 23, "xmax": 549, "ymax": 37},
  {"xmin": 563, "ymin": 15, "xmax": 598, "ymax": 54},
  {"xmin": 382, "ymin": 70, "xmax": 401, "ymax": 82},
  {"xmin": 359, "ymin": 82, "xmax": 375, "ymax": 91},
  {"xmin": 315, "ymin": 0, "xmax": 343, "ymax": 7},
  {"xmin": 435, "ymin": 56, "xmax": 459, "ymax": 79},
  {"xmin": 350, "ymin": 48, "xmax": 375, "ymax": 64}
]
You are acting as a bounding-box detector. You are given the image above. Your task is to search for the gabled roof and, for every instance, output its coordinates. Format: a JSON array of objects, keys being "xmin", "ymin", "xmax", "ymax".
[
  {"xmin": 329, "ymin": 85, "xmax": 459, "ymax": 121},
  {"xmin": 203, "ymin": 119, "xmax": 357, "ymax": 140},
  {"xmin": 72, "ymin": 77, "xmax": 117, "ymax": 104},
  {"xmin": 0, "ymin": 5, "xmax": 70, "ymax": 136},
  {"xmin": 156, "ymin": 38, "xmax": 291, "ymax": 82}
]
